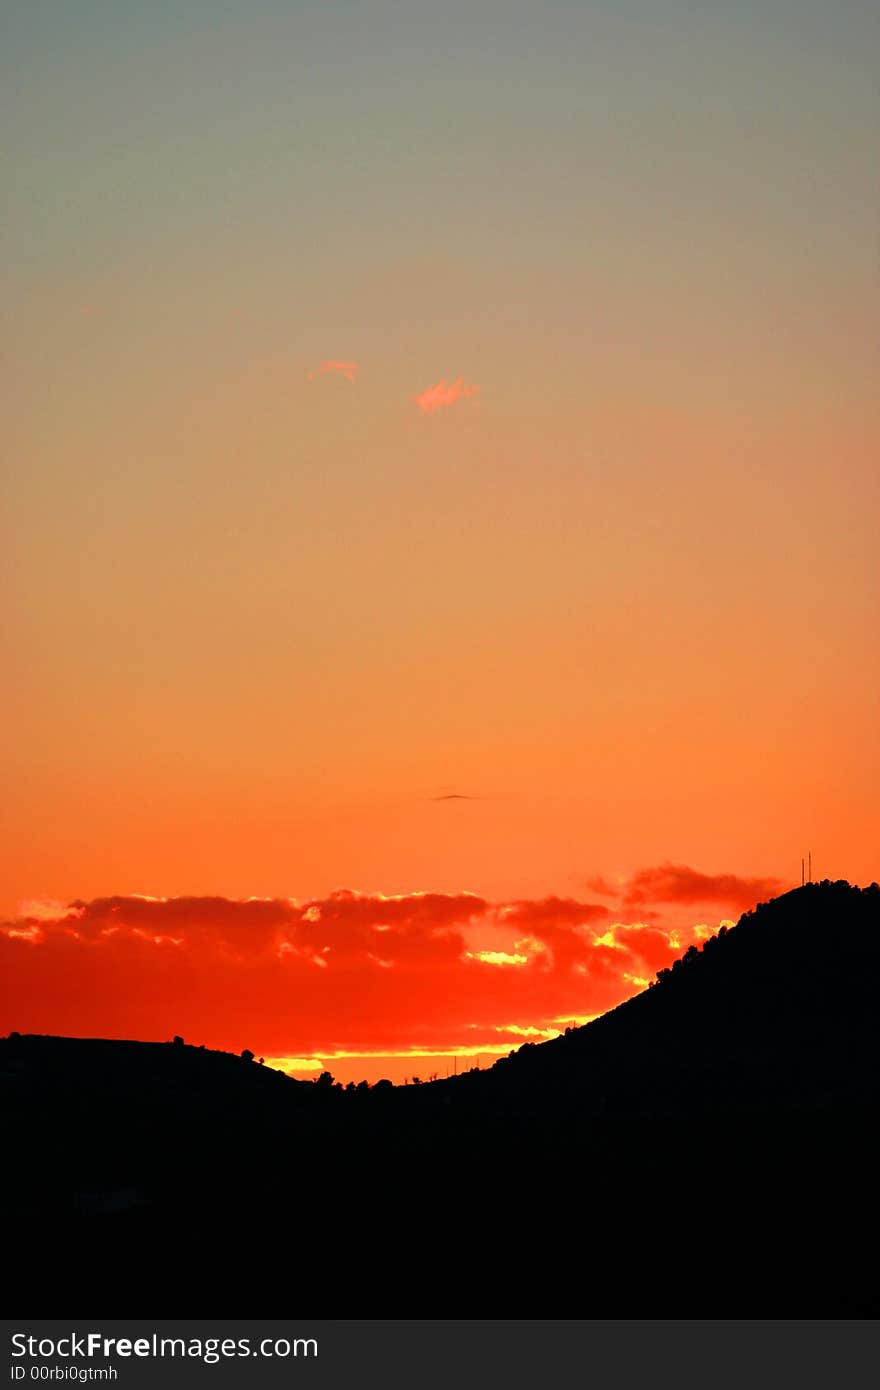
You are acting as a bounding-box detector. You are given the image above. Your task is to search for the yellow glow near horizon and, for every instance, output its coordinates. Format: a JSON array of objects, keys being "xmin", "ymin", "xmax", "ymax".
[{"xmin": 466, "ymin": 950, "xmax": 529, "ymax": 967}]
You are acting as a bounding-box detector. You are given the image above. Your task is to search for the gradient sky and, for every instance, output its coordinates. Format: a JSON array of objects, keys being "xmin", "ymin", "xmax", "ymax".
[{"xmin": 3, "ymin": 2, "xmax": 878, "ymax": 1079}]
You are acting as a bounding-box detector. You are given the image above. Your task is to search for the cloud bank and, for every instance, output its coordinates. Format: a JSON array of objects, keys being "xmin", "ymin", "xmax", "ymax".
[{"xmin": 1, "ymin": 867, "xmax": 783, "ymax": 1064}]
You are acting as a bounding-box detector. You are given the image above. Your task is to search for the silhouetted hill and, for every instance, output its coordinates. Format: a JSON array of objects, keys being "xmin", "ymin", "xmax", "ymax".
[
  {"xmin": 469, "ymin": 877, "xmax": 880, "ymax": 1110},
  {"xmin": 4, "ymin": 881, "xmax": 878, "ymax": 1315}
]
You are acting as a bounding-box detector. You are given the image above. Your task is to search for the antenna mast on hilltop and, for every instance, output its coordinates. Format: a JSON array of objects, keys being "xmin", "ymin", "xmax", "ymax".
[
  {"xmin": 808, "ymin": 850, "xmax": 812, "ymax": 883},
  {"xmin": 802, "ymin": 857, "xmax": 805, "ymax": 886}
]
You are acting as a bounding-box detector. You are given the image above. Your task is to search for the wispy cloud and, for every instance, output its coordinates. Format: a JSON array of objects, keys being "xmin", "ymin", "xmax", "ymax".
[
  {"xmin": 307, "ymin": 359, "xmax": 359, "ymax": 382},
  {"xmin": 619, "ymin": 864, "xmax": 786, "ymax": 911},
  {"xmin": 414, "ymin": 377, "xmax": 480, "ymax": 414}
]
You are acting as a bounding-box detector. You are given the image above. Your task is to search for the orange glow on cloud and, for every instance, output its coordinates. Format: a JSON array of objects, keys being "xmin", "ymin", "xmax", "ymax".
[
  {"xmin": 414, "ymin": 377, "xmax": 480, "ymax": 413},
  {"xmin": 0, "ymin": 868, "xmax": 785, "ymax": 1081},
  {"xmin": 307, "ymin": 360, "xmax": 359, "ymax": 382}
]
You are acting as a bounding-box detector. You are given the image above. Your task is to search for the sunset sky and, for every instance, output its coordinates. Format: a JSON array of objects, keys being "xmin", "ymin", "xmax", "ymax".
[{"xmin": 3, "ymin": 2, "xmax": 878, "ymax": 1082}]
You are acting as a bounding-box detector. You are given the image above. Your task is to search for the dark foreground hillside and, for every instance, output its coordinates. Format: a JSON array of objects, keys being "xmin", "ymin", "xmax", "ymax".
[{"xmin": 3, "ymin": 881, "xmax": 878, "ymax": 1315}]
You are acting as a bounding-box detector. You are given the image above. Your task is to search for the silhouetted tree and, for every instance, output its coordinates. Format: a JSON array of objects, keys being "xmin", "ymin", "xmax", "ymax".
[{"xmin": 240, "ymin": 1048, "xmax": 255, "ymax": 1062}]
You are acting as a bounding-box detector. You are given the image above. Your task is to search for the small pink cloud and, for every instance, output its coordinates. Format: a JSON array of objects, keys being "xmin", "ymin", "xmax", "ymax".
[
  {"xmin": 414, "ymin": 377, "xmax": 480, "ymax": 414},
  {"xmin": 307, "ymin": 360, "xmax": 359, "ymax": 382}
]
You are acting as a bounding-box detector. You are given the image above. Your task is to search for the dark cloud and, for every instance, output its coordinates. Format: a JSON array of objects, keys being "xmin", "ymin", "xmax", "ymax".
[
  {"xmin": 620, "ymin": 864, "xmax": 786, "ymax": 911},
  {"xmin": 497, "ymin": 897, "xmax": 610, "ymax": 929}
]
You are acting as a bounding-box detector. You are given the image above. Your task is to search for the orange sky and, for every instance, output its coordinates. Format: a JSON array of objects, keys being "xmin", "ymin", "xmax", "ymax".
[{"xmin": 3, "ymin": 4, "xmax": 878, "ymax": 1079}]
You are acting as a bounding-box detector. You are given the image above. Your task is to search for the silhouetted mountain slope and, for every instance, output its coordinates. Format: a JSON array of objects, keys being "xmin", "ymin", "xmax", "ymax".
[
  {"xmin": 469, "ymin": 878, "xmax": 880, "ymax": 1108},
  {"xmin": 3, "ymin": 881, "xmax": 878, "ymax": 1315}
]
